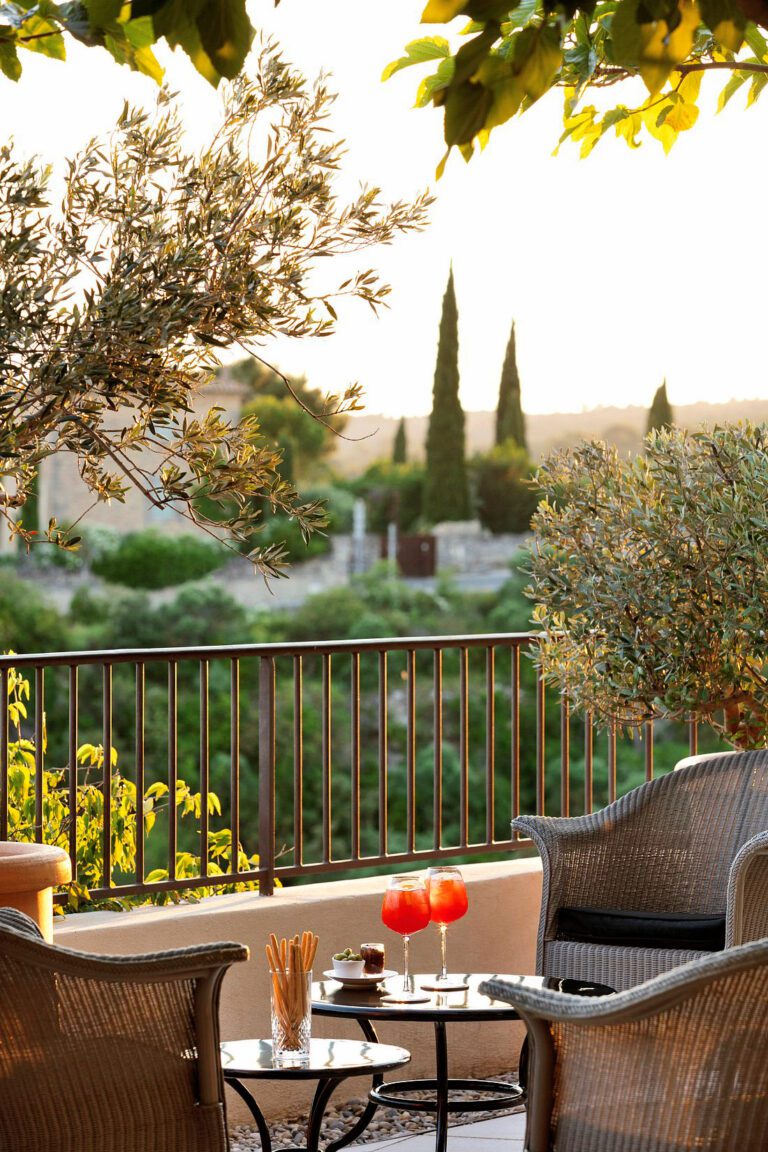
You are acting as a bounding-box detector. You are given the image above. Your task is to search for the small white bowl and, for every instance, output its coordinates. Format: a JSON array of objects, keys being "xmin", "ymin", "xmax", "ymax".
[{"xmin": 332, "ymin": 957, "xmax": 365, "ymax": 978}]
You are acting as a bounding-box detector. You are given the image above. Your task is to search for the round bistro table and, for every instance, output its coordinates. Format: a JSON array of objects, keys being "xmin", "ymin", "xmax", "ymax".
[
  {"xmin": 221, "ymin": 1037, "xmax": 410, "ymax": 1152},
  {"xmin": 312, "ymin": 973, "xmax": 535, "ymax": 1152}
]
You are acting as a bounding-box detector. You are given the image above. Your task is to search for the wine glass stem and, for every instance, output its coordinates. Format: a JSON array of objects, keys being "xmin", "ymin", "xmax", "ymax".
[
  {"xmin": 402, "ymin": 934, "xmax": 411, "ymax": 993},
  {"xmin": 439, "ymin": 923, "xmax": 448, "ymax": 980}
]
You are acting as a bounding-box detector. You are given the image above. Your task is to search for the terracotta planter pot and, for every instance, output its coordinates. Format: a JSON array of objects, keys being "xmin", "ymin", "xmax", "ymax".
[{"xmin": 0, "ymin": 842, "xmax": 71, "ymax": 941}]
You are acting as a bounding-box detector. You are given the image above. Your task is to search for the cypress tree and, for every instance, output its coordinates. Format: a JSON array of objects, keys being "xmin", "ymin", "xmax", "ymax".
[
  {"xmin": 646, "ymin": 380, "xmax": 674, "ymax": 436},
  {"xmin": 392, "ymin": 416, "xmax": 407, "ymax": 464},
  {"xmin": 495, "ymin": 321, "xmax": 527, "ymax": 451},
  {"xmin": 424, "ymin": 270, "xmax": 469, "ymax": 523}
]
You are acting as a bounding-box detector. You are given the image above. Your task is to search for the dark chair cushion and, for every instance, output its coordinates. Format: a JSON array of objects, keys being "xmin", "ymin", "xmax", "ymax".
[{"xmin": 557, "ymin": 906, "xmax": 726, "ymax": 952}]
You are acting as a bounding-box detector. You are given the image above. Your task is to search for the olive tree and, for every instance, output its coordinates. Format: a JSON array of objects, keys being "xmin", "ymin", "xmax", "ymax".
[
  {"xmin": 528, "ymin": 424, "xmax": 768, "ymax": 749},
  {"xmin": 0, "ymin": 45, "xmax": 429, "ymax": 574}
]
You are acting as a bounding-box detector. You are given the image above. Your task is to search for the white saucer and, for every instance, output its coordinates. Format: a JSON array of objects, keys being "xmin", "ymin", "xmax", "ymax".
[{"xmin": 323, "ymin": 968, "xmax": 397, "ymax": 988}]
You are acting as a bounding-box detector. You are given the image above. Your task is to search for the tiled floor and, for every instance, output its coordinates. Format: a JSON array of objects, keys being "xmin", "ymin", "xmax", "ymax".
[{"xmin": 356, "ymin": 1112, "xmax": 526, "ymax": 1150}]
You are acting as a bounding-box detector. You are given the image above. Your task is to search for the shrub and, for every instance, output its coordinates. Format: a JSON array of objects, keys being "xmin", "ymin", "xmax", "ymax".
[
  {"xmin": 354, "ymin": 461, "xmax": 425, "ymax": 533},
  {"xmin": 0, "ymin": 576, "xmax": 68, "ymax": 653},
  {"xmin": 472, "ymin": 442, "xmax": 539, "ymax": 534},
  {"xmin": 90, "ymin": 530, "xmax": 228, "ymax": 589}
]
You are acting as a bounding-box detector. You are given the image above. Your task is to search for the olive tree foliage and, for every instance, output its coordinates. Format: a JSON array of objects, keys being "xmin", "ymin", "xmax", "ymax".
[
  {"xmin": 0, "ymin": 1, "xmax": 255, "ymax": 87},
  {"xmin": 386, "ymin": 0, "xmax": 768, "ymax": 174},
  {"xmin": 528, "ymin": 424, "xmax": 768, "ymax": 750},
  {"xmin": 0, "ymin": 46, "xmax": 430, "ymax": 575}
]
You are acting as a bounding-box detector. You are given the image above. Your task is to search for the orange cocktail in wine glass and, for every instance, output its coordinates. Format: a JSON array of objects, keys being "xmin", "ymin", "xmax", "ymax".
[
  {"xmin": 381, "ymin": 874, "xmax": 431, "ymax": 1003},
  {"xmin": 424, "ymin": 865, "xmax": 469, "ymax": 990}
]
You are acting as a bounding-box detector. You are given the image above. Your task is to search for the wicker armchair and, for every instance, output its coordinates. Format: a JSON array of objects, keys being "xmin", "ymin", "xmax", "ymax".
[
  {"xmin": 515, "ymin": 749, "xmax": 768, "ymax": 990},
  {"xmin": 481, "ymin": 939, "xmax": 768, "ymax": 1152},
  {"xmin": 0, "ymin": 907, "xmax": 249, "ymax": 1152}
]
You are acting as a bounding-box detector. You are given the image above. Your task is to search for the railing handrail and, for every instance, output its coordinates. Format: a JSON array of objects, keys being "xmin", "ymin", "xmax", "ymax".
[{"xmin": 0, "ymin": 632, "xmax": 538, "ymax": 669}]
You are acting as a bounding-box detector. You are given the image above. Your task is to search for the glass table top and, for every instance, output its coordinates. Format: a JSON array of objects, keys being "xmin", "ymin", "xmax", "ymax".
[
  {"xmin": 220, "ymin": 1037, "xmax": 411, "ymax": 1079},
  {"xmin": 311, "ymin": 974, "xmax": 615, "ymax": 1021}
]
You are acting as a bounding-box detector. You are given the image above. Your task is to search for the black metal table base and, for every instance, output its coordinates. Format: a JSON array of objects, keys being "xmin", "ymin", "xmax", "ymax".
[
  {"xmin": 225, "ymin": 1072, "xmax": 382, "ymax": 1152},
  {"xmin": 362, "ymin": 1019, "xmax": 522, "ymax": 1152}
]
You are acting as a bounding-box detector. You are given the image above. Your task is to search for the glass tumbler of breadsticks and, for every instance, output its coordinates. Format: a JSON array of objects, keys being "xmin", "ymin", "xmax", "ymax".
[{"xmin": 266, "ymin": 932, "xmax": 318, "ymax": 1065}]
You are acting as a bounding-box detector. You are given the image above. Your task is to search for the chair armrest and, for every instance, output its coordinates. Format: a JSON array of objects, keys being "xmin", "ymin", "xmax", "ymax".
[
  {"xmin": 0, "ymin": 908, "xmax": 44, "ymax": 940},
  {"xmin": 0, "ymin": 923, "xmax": 248, "ymax": 981},
  {"xmin": 482, "ymin": 940, "xmax": 768, "ymax": 1024},
  {"xmin": 727, "ymin": 830, "xmax": 768, "ymax": 945}
]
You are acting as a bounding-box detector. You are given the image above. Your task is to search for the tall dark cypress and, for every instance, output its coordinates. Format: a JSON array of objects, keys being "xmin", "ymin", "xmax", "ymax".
[
  {"xmin": 392, "ymin": 416, "xmax": 407, "ymax": 464},
  {"xmin": 495, "ymin": 321, "xmax": 527, "ymax": 451},
  {"xmin": 424, "ymin": 270, "xmax": 469, "ymax": 522},
  {"xmin": 646, "ymin": 380, "xmax": 674, "ymax": 436}
]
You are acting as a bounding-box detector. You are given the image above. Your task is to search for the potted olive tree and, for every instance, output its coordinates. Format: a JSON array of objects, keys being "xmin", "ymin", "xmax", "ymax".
[{"xmin": 528, "ymin": 423, "xmax": 768, "ymax": 750}]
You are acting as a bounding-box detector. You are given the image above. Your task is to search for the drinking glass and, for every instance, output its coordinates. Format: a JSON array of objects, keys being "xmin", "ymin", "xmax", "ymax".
[
  {"xmin": 424, "ymin": 865, "xmax": 469, "ymax": 990},
  {"xmin": 380, "ymin": 873, "xmax": 431, "ymax": 1003},
  {"xmin": 270, "ymin": 969, "xmax": 312, "ymax": 1065}
]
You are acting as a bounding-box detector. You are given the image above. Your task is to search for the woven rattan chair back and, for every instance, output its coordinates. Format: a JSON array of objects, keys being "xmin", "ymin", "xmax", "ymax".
[
  {"xmin": 0, "ymin": 909, "xmax": 248, "ymax": 1152},
  {"xmin": 515, "ymin": 750, "xmax": 768, "ymax": 989}
]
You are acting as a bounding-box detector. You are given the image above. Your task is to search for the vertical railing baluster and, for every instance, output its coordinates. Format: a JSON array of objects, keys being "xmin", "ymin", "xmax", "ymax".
[
  {"xmin": 135, "ymin": 664, "xmax": 145, "ymax": 886},
  {"xmin": 0, "ymin": 667, "xmax": 7, "ymax": 841},
  {"xmin": 258, "ymin": 655, "xmax": 276, "ymax": 895},
  {"xmin": 293, "ymin": 655, "xmax": 303, "ymax": 869},
  {"xmin": 378, "ymin": 651, "xmax": 388, "ymax": 857},
  {"xmin": 433, "ymin": 649, "xmax": 443, "ymax": 852},
  {"xmin": 406, "ymin": 649, "xmax": 416, "ymax": 855},
  {"xmin": 608, "ymin": 723, "xmax": 617, "ymax": 804},
  {"xmin": 688, "ymin": 719, "xmax": 698, "ymax": 757},
  {"xmin": 351, "ymin": 652, "xmax": 361, "ymax": 860},
  {"xmin": 536, "ymin": 668, "xmax": 546, "ymax": 816},
  {"xmin": 168, "ymin": 661, "xmax": 177, "ymax": 880},
  {"xmin": 644, "ymin": 718, "xmax": 654, "ymax": 782},
  {"xmin": 322, "ymin": 654, "xmax": 332, "ymax": 864},
  {"xmin": 459, "ymin": 647, "xmax": 469, "ymax": 847},
  {"xmin": 34, "ymin": 667, "xmax": 44, "ymax": 843},
  {"xmin": 68, "ymin": 666, "xmax": 78, "ymax": 878},
  {"xmin": 230, "ymin": 659, "xmax": 240, "ymax": 876},
  {"xmin": 485, "ymin": 647, "xmax": 495, "ymax": 845},
  {"xmin": 199, "ymin": 659, "xmax": 209, "ymax": 879},
  {"xmin": 584, "ymin": 712, "xmax": 594, "ymax": 814},
  {"xmin": 102, "ymin": 664, "xmax": 112, "ymax": 887},
  {"xmin": 560, "ymin": 696, "xmax": 570, "ymax": 819},
  {"xmin": 511, "ymin": 645, "xmax": 520, "ymax": 826}
]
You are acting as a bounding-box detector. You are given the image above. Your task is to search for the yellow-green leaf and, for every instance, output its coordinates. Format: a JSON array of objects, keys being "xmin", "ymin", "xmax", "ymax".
[
  {"xmin": 382, "ymin": 36, "xmax": 451, "ymax": 80},
  {"xmin": 677, "ymin": 69, "xmax": 702, "ymax": 103},
  {"xmin": 0, "ymin": 38, "xmax": 22, "ymax": 81},
  {"xmin": 422, "ymin": 0, "xmax": 466, "ymax": 20},
  {"xmin": 713, "ymin": 19, "xmax": 743, "ymax": 51},
  {"xmin": 515, "ymin": 25, "xmax": 562, "ymax": 103},
  {"xmin": 664, "ymin": 99, "xmax": 699, "ymax": 130},
  {"xmin": 639, "ymin": 0, "xmax": 701, "ymax": 96},
  {"xmin": 717, "ymin": 70, "xmax": 748, "ymax": 110},
  {"xmin": 133, "ymin": 44, "xmax": 164, "ymax": 83}
]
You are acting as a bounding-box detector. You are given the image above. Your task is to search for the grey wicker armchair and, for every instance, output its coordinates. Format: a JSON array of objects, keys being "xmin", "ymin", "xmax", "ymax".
[
  {"xmin": 0, "ymin": 907, "xmax": 249, "ymax": 1152},
  {"xmin": 481, "ymin": 938, "xmax": 768, "ymax": 1152},
  {"xmin": 515, "ymin": 749, "xmax": 768, "ymax": 990}
]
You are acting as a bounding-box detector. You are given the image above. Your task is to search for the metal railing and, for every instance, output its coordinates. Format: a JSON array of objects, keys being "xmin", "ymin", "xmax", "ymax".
[{"xmin": 0, "ymin": 635, "xmax": 706, "ymax": 902}]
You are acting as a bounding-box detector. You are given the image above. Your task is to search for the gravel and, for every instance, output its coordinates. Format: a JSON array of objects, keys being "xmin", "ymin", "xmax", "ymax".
[{"xmin": 229, "ymin": 1072, "xmax": 524, "ymax": 1150}]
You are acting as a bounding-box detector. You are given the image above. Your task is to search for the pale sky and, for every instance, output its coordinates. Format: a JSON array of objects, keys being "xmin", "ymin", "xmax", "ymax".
[{"xmin": 4, "ymin": 2, "xmax": 767, "ymax": 418}]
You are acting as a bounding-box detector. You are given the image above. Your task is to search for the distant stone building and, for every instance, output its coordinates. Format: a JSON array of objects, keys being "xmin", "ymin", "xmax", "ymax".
[{"xmin": 35, "ymin": 370, "xmax": 247, "ymax": 540}]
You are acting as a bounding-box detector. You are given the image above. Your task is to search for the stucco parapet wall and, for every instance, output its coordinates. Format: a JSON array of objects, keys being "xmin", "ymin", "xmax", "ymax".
[{"xmin": 55, "ymin": 859, "xmax": 542, "ymax": 1124}]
